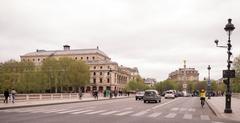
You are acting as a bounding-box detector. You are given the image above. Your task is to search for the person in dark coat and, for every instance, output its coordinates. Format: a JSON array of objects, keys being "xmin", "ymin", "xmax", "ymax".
[{"xmin": 4, "ymin": 89, "xmax": 9, "ymax": 103}]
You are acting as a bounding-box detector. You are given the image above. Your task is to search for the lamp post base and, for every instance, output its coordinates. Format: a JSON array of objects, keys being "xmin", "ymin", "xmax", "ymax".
[{"xmin": 224, "ymin": 108, "xmax": 232, "ymax": 113}]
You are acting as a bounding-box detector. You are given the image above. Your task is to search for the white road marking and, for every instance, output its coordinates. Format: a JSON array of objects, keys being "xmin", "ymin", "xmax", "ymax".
[
  {"xmin": 201, "ymin": 115, "xmax": 210, "ymax": 120},
  {"xmin": 131, "ymin": 111, "xmax": 148, "ymax": 116},
  {"xmin": 183, "ymin": 114, "xmax": 192, "ymax": 119},
  {"xmin": 171, "ymin": 108, "xmax": 179, "ymax": 111},
  {"xmin": 152, "ymin": 98, "xmax": 181, "ymax": 110},
  {"xmin": 115, "ymin": 111, "xmax": 134, "ymax": 116},
  {"xmin": 57, "ymin": 109, "xmax": 82, "ymax": 114},
  {"xmin": 101, "ymin": 111, "xmax": 120, "ymax": 115},
  {"xmin": 212, "ymin": 121, "xmax": 224, "ymax": 123},
  {"xmin": 188, "ymin": 108, "xmax": 196, "ymax": 112},
  {"xmin": 148, "ymin": 112, "xmax": 162, "ymax": 118},
  {"xmin": 122, "ymin": 107, "xmax": 133, "ymax": 110},
  {"xmin": 85, "ymin": 110, "xmax": 107, "ymax": 114},
  {"xmin": 71, "ymin": 110, "xmax": 93, "ymax": 114},
  {"xmin": 164, "ymin": 113, "xmax": 177, "ymax": 118}
]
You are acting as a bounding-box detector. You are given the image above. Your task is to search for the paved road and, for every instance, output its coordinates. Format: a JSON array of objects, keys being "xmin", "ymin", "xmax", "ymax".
[{"xmin": 0, "ymin": 97, "xmax": 238, "ymax": 123}]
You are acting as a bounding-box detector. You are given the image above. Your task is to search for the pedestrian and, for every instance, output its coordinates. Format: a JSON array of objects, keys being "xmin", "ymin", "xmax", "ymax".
[
  {"xmin": 11, "ymin": 89, "xmax": 16, "ymax": 103},
  {"xmin": 4, "ymin": 89, "xmax": 9, "ymax": 103},
  {"xmin": 79, "ymin": 88, "xmax": 83, "ymax": 100}
]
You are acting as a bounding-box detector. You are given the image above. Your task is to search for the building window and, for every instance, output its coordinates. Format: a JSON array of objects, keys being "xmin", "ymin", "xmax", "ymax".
[
  {"xmin": 75, "ymin": 57, "xmax": 77, "ymax": 60},
  {"xmin": 107, "ymin": 72, "xmax": 110, "ymax": 75},
  {"xmin": 94, "ymin": 66, "xmax": 96, "ymax": 69},
  {"xmin": 22, "ymin": 59, "xmax": 25, "ymax": 61},
  {"xmin": 87, "ymin": 57, "xmax": 89, "ymax": 60},
  {"xmin": 100, "ymin": 78, "xmax": 102, "ymax": 83},
  {"xmin": 100, "ymin": 72, "xmax": 102, "ymax": 75},
  {"xmin": 100, "ymin": 66, "xmax": 102, "ymax": 69},
  {"xmin": 38, "ymin": 58, "xmax": 40, "ymax": 62},
  {"xmin": 93, "ymin": 78, "xmax": 96, "ymax": 84},
  {"xmin": 93, "ymin": 72, "xmax": 96, "ymax": 76},
  {"xmin": 92, "ymin": 57, "xmax": 95, "ymax": 60},
  {"xmin": 107, "ymin": 78, "xmax": 110, "ymax": 83},
  {"xmin": 43, "ymin": 58, "xmax": 45, "ymax": 61},
  {"xmin": 27, "ymin": 59, "xmax": 30, "ymax": 61},
  {"xmin": 33, "ymin": 59, "xmax": 35, "ymax": 61},
  {"xmin": 81, "ymin": 57, "xmax": 83, "ymax": 60}
]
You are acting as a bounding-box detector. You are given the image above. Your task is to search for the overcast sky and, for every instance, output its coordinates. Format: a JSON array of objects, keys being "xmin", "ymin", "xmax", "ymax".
[{"xmin": 1, "ymin": 0, "xmax": 240, "ymax": 81}]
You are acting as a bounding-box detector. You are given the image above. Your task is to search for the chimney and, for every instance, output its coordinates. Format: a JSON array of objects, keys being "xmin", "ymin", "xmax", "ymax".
[{"xmin": 63, "ymin": 45, "xmax": 70, "ymax": 51}]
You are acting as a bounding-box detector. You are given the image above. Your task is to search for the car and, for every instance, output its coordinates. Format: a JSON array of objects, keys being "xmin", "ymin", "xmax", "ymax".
[
  {"xmin": 165, "ymin": 91, "xmax": 175, "ymax": 99},
  {"xmin": 143, "ymin": 90, "xmax": 161, "ymax": 103},
  {"xmin": 135, "ymin": 91, "xmax": 145, "ymax": 100}
]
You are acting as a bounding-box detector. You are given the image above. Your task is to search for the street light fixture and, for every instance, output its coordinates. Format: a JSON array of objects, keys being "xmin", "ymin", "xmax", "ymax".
[
  {"xmin": 215, "ymin": 18, "xmax": 235, "ymax": 113},
  {"xmin": 207, "ymin": 65, "xmax": 211, "ymax": 99}
]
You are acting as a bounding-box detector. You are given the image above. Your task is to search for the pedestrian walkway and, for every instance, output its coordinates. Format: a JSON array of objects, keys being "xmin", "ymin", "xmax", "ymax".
[
  {"xmin": 0, "ymin": 96, "xmax": 130, "ymax": 110},
  {"xmin": 206, "ymin": 96, "xmax": 240, "ymax": 122},
  {"xmin": 0, "ymin": 106, "xmax": 223, "ymax": 123}
]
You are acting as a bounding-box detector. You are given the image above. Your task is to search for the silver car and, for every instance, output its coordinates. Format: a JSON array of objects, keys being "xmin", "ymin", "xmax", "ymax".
[{"xmin": 143, "ymin": 90, "xmax": 161, "ymax": 103}]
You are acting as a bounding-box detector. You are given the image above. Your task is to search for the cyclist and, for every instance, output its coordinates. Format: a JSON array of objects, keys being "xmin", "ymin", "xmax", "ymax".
[{"xmin": 200, "ymin": 89, "xmax": 206, "ymax": 107}]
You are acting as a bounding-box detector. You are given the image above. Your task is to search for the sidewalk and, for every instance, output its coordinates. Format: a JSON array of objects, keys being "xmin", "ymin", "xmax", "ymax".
[
  {"xmin": 0, "ymin": 96, "xmax": 131, "ymax": 110},
  {"xmin": 206, "ymin": 96, "xmax": 240, "ymax": 122}
]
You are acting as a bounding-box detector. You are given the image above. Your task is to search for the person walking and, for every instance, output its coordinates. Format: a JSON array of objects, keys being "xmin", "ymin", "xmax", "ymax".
[
  {"xmin": 78, "ymin": 88, "xmax": 83, "ymax": 100},
  {"xmin": 11, "ymin": 89, "xmax": 16, "ymax": 103},
  {"xmin": 4, "ymin": 89, "xmax": 9, "ymax": 103}
]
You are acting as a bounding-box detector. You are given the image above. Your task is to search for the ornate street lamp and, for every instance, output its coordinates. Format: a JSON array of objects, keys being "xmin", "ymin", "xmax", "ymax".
[
  {"xmin": 207, "ymin": 65, "xmax": 211, "ymax": 99},
  {"xmin": 215, "ymin": 18, "xmax": 235, "ymax": 113}
]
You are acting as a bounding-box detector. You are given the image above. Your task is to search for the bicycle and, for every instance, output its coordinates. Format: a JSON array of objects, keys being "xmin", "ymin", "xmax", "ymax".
[{"xmin": 200, "ymin": 97, "xmax": 205, "ymax": 108}]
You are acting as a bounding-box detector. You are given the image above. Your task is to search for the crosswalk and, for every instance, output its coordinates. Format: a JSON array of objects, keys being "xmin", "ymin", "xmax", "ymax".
[{"xmin": 0, "ymin": 107, "xmax": 223, "ymax": 123}]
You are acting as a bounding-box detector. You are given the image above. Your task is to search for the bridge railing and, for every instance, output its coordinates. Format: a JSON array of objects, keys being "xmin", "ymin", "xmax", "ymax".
[{"xmin": 0, "ymin": 93, "xmax": 84, "ymax": 102}]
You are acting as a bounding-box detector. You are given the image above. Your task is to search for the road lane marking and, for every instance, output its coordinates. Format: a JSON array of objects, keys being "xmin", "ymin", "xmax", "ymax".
[
  {"xmin": 122, "ymin": 107, "xmax": 133, "ymax": 110},
  {"xmin": 164, "ymin": 113, "xmax": 177, "ymax": 118},
  {"xmin": 183, "ymin": 114, "xmax": 192, "ymax": 119},
  {"xmin": 152, "ymin": 98, "xmax": 181, "ymax": 110},
  {"xmin": 71, "ymin": 110, "xmax": 93, "ymax": 114},
  {"xmin": 58, "ymin": 109, "xmax": 82, "ymax": 114},
  {"xmin": 188, "ymin": 108, "xmax": 196, "ymax": 112},
  {"xmin": 131, "ymin": 111, "xmax": 148, "ymax": 116},
  {"xmin": 85, "ymin": 110, "xmax": 107, "ymax": 114},
  {"xmin": 171, "ymin": 108, "xmax": 179, "ymax": 111},
  {"xmin": 200, "ymin": 115, "xmax": 210, "ymax": 120},
  {"xmin": 115, "ymin": 111, "xmax": 134, "ymax": 116},
  {"xmin": 148, "ymin": 112, "xmax": 162, "ymax": 118},
  {"xmin": 212, "ymin": 122, "xmax": 224, "ymax": 123},
  {"xmin": 101, "ymin": 111, "xmax": 120, "ymax": 115}
]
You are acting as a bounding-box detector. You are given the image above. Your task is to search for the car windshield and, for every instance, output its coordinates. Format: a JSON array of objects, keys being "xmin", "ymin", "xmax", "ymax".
[
  {"xmin": 166, "ymin": 92, "xmax": 173, "ymax": 94},
  {"xmin": 145, "ymin": 91, "xmax": 156, "ymax": 96}
]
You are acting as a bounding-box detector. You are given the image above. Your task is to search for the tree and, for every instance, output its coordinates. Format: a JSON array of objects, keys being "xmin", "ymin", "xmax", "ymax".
[{"xmin": 232, "ymin": 55, "xmax": 240, "ymax": 92}]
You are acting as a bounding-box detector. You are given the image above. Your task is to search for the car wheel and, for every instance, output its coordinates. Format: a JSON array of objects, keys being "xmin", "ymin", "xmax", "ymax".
[{"xmin": 144, "ymin": 100, "xmax": 146, "ymax": 103}]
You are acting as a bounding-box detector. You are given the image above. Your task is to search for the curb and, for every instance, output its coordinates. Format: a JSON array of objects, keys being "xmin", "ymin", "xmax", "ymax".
[
  {"xmin": 0, "ymin": 96, "xmax": 132, "ymax": 110},
  {"xmin": 206, "ymin": 100, "xmax": 218, "ymax": 117}
]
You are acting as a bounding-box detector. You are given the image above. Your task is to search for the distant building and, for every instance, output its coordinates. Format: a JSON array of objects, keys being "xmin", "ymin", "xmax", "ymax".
[
  {"xmin": 20, "ymin": 45, "xmax": 139, "ymax": 92},
  {"xmin": 144, "ymin": 78, "xmax": 157, "ymax": 87},
  {"xmin": 168, "ymin": 61, "xmax": 199, "ymax": 82}
]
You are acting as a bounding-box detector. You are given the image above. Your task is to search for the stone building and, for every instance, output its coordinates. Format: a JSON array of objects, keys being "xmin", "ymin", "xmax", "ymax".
[
  {"xmin": 168, "ymin": 61, "xmax": 199, "ymax": 82},
  {"xmin": 20, "ymin": 45, "xmax": 139, "ymax": 92},
  {"xmin": 144, "ymin": 78, "xmax": 157, "ymax": 87}
]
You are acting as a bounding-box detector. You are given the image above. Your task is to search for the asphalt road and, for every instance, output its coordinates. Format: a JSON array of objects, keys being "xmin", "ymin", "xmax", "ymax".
[{"xmin": 0, "ymin": 97, "xmax": 238, "ymax": 123}]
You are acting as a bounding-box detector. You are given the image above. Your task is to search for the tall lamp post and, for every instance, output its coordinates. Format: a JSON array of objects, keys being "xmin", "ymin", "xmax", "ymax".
[
  {"xmin": 109, "ymin": 68, "xmax": 112, "ymax": 99},
  {"xmin": 215, "ymin": 18, "xmax": 235, "ymax": 113},
  {"xmin": 207, "ymin": 65, "xmax": 211, "ymax": 99}
]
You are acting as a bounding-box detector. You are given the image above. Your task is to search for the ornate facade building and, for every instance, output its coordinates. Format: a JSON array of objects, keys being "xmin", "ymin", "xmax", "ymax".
[
  {"xmin": 168, "ymin": 61, "xmax": 199, "ymax": 82},
  {"xmin": 20, "ymin": 45, "xmax": 139, "ymax": 92}
]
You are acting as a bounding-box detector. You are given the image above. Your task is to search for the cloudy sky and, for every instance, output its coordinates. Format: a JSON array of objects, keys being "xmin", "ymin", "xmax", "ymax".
[{"xmin": 1, "ymin": 0, "xmax": 240, "ymax": 81}]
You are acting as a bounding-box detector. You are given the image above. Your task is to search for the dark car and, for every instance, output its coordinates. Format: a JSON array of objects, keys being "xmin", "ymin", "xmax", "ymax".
[
  {"xmin": 143, "ymin": 90, "xmax": 161, "ymax": 103},
  {"xmin": 135, "ymin": 91, "xmax": 145, "ymax": 100}
]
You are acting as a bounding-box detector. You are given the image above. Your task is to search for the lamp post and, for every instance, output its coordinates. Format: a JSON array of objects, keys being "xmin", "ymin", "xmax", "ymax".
[
  {"xmin": 215, "ymin": 18, "xmax": 235, "ymax": 113},
  {"xmin": 109, "ymin": 68, "xmax": 112, "ymax": 99},
  {"xmin": 207, "ymin": 65, "xmax": 211, "ymax": 99}
]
